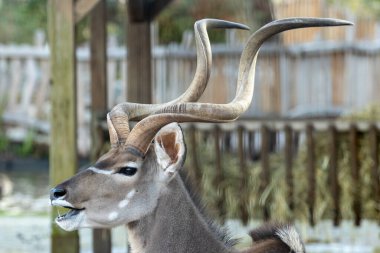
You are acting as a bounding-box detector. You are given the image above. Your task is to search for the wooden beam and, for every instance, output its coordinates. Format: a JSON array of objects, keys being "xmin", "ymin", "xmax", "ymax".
[
  {"xmin": 350, "ymin": 124, "xmax": 362, "ymax": 226},
  {"xmin": 284, "ymin": 125, "xmax": 294, "ymax": 213},
  {"xmin": 306, "ymin": 124, "xmax": 316, "ymax": 226},
  {"xmin": 126, "ymin": 20, "xmax": 152, "ymax": 103},
  {"xmin": 89, "ymin": 1, "xmax": 111, "ymax": 252},
  {"xmin": 238, "ymin": 126, "xmax": 249, "ymax": 225},
  {"xmin": 128, "ymin": 0, "xmax": 173, "ymax": 22},
  {"xmin": 328, "ymin": 125, "xmax": 341, "ymax": 226},
  {"xmin": 48, "ymin": 0, "xmax": 79, "ymax": 252},
  {"xmin": 260, "ymin": 125, "xmax": 271, "ymax": 220},
  {"xmin": 75, "ymin": 0, "xmax": 100, "ymax": 23},
  {"xmin": 213, "ymin": 126, "xmax": 226, "ymax": 223}
]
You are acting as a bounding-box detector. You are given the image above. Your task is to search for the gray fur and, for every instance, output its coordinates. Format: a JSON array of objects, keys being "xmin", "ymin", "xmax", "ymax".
[
  {"xmin": 51, "ymin": 123, "xmax": 306, "ymax": 253},
  {"xmin": 126, "ymin": 175, "xmax": 233, "ymax": 253},
  {"xmin": 249, "ymin": 223, "xmax": 305, "ymax": 253}
]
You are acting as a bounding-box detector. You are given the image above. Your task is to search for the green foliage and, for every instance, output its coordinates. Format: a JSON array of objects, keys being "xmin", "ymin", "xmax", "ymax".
[
  {"xmin": 0, "ymin": 0, "xmax": 268, "ymax": 45},
  {"xmin": 0, "ymin": 0, "xmax": 47, "ymax": 44},
  {"xmin": 157, "ymin": 0, "xmax": 243, "ymax": 44},
  {"xmin": 16, "ymin": 130, "xmax": 36, "ymax": 157},
  {"xmin": 0, "ymin": 100, "xmax": 8, "ymax": 152}
]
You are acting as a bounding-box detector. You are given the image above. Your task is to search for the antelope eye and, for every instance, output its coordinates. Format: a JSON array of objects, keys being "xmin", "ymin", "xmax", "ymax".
[{"xmin": 118, "ymin": 166, "xmax": 137, "ymax": 176}]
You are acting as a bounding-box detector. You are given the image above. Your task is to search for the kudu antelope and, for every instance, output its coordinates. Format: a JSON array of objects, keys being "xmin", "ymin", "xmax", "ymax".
[{"xmin": 50, "ymin": 18, "xmax": 352, "ymax": 253}]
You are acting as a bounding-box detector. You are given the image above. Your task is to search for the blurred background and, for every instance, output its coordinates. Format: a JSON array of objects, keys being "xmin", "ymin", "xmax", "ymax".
[{"xmin": 0, "ymin": 0, "xmax": 379, "ymax": 252}]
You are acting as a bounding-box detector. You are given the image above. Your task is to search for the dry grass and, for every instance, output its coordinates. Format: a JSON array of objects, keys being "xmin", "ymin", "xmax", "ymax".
[{"xmin": 184, "ymin": 104, "xmax": 380, "ymax": 223}]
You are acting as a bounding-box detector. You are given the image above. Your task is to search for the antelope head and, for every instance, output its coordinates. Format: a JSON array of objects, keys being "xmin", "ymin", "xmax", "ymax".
[
  {"xmin": 50, "ymin": 18, "xmax": 352, "ymax": 234},
  {"xmin": 49, "ymin": 19, "xmax": 249, "ymax": 231}
]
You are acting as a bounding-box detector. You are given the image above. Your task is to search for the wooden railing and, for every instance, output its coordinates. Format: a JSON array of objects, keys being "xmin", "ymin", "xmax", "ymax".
[
  {"xmin": 1, "ymin": 42, "xmax": 380, "ymax": 154},
  {"xmin": 182, "ymin": 119, "xmax": 380, "ymax": 226}
]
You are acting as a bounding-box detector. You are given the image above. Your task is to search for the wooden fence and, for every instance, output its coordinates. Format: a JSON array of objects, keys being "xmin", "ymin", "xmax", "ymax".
[
  {"xmin": 1, "ymin": 42, "xmax": 380, "ymax": 154},
  {"xmin": 273, "ymin": 0, "xmax": 378, "ymax": 44},
  {"xmin": 182, "ymin": 119, "xmax": 380, "ymax": 226}
]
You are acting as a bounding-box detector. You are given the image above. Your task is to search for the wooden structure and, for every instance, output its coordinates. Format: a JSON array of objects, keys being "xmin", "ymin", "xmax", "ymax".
[
  {"xmin": 273, "ymin": 0, "xmax": 378, "ymax": 44},
  {"xmin": 182, "ymin": 119, "xmax": 380, "ymax": 226},
  {"xmin": 48, "ymin": 0, "xmax": 172, "ymax": 252},
  {"xmin": 3, "ymin": 42, "xmax": 380, "ymax": 155}
]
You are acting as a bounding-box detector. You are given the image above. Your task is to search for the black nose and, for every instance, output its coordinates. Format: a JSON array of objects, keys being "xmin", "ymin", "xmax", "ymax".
[{"xmin": 50, "ymin": 187, "xmax": 67, "ymax": 200}]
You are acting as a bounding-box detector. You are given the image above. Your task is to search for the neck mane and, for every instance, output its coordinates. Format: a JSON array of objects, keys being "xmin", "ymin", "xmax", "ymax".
[{"xmin": 126, "ymin": 175, "xmax": 235, "ymax": 253}]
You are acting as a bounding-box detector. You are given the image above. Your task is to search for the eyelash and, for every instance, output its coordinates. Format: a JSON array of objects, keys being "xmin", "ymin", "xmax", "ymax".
[{"xmin": 117, "ymin": 166, "xmax": 138, "ymax": 176}]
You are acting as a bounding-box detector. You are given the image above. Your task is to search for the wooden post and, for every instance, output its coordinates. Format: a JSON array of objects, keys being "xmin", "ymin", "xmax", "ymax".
[
  {"xmin": 126, "ymin": 20, "xmax": 152, "ymax": 103},
  {"xmin": 213, "ymin": 126, "xmax": 226, "ymax": 222},
  {"xmin": 126, "ymin": 0, "xmax": 173, "ymax": 102},
  {"xmin": 89, "ymin": 1, "xmax": 111, "ymax": 252},
  {"xmin": 369, "ymin": 125, "xmax": 379, "ymax": 223},
  {"xmin": 306, "ymin": 124, "xmax": 315, "ymax": 226},
  {"xmin": 350, "ymin": 124, "xmax": 361, "ymax": 226},
  {"xmin": 238, "ymin": 126, "xmax": 249, "ymax": 224},
  {"xmin": 48, "ymin": 1, "xmax": 79, "ymax": 252},
  {"xmin": 189, "ymin": 125, "xmax": 202, "ymax": 192},
  {"xmin": 284, "ymin": 125, "xmax": 294, "ymax": 213},
  {"xmin": 328, "ymin": 125, "xmax": 340, "ymax": 226},
  {"xmin": 260, "ymin": 125, "xmax": 271, "ymax": 220}
]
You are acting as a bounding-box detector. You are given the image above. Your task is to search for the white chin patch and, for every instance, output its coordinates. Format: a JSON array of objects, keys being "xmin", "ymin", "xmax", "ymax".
[{"xmin": 55, "ymin": 209, "xmax": 86, "ymax": 231}]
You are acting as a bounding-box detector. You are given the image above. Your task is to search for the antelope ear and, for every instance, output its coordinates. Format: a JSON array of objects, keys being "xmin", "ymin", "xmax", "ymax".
[{"xmin": 154, "ymin": 123, "xmax": 186, "ymax": 182}]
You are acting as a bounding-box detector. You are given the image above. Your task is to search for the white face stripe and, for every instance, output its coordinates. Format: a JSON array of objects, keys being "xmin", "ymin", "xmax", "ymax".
[
  {"xmin": 88, "ymin": 167, "xmax": 114, "ymax": 175},
  {"xmin": 88, "ymin": 161, "xmax": 141, "ymax": 176},
  {"xmin": 108, "ymin": 211, "xmax": 119, "ymax": 221},
  {"xmin": 124, "ymin": 161, "xmax": 141, "ymax": 168},
  {"xmin": 118, "ymin": 189, "xmax": 136, "ymax": 209},
  {"xmin": 51, "ymin": 199, "xmax": 74, "ymax": 208}
]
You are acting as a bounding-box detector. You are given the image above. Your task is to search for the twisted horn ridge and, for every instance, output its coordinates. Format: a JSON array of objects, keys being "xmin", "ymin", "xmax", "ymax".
[
  {"xmin": 124, "ymin": 18, "xmax": 353, "ymax": 155},
  {"xmin": 107, "ymin": 19, "xmax": 249, "ymax": 146}
]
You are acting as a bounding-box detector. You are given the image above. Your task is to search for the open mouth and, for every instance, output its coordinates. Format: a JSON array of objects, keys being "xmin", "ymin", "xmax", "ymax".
[
  {"xmin": 51, "ymin": 200, "xmax": 86, "ymax": 230},
  {"xmin": 56, "ymin": 207, "xmax": 85, "ymax": 222}
]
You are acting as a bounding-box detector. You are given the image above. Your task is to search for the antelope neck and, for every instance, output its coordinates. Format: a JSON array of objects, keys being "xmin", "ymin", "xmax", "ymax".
[{"xmin": 126, "ymin": 176, "xmax": 232, "ymax": 253}]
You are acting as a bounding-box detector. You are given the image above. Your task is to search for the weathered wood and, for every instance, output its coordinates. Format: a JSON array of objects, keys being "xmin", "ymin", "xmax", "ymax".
[
  {"xmin": 248, "ymin": 130, "xmax": 255, "ymax": 160},
  {"xmin": 48, "ymin": 0, "xmax": 79, "ymax": 252},
  {"xmin": 128, "ymin": 0, "xmax": 173, "ymax": 22},
  {"xmin": 284, "ymin": 125, "xmax": 294, "ymax": 213},
  {"xmin": 237, "ymin": 126, "xmax": 249, "ymax": 224},
  {"xmin": 126, "ymin": 20, "xmax": 152, "ymax": 103},
  {"xmin": 3, "ymin": 44, "xmax": 380, "ymax": 147},
  {"xmin": 213, "ymin": 126, "xmax": 226, "ymax": 222},
  {"xmin": 350, "ymin": 124, "xmax": 362, "ymax": 226},
  {"xmin": 260, "ymin": 125, "xmax": 271, "ymax": 220},
  {"xmin": 328, "ymin": 125, "xmax": 341, "ymax": 226},
  {"xmin": 306, "ymin": 124, "xmax": 316, "ymax": 226},
  {"xmin": 89, "ymin": 1, "xmax": 111, "ymax": 252},
  {"xmin": 188, "ymin": 125, "xmax": 202, "ymax": 192},
  {"xmin": 369, "ymin": 124, "xmax": 380, "ymax": 223},
  {"xmin": 75, "ymin": 0, "xmax": 100, "ymax": 23}
]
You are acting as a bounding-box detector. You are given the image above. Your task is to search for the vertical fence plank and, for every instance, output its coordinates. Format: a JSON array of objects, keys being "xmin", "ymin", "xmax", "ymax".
[
  {"xmin": 328, "ymin": 125, "xmax": 341, "ymax": 226},
  {"xmin": 284, "ymin": 125, "xmax": 294, "ymax": 213},
  {"xmin": 260, "ymin": 125, "xmax": 271, "ymax": 220},
  {"xmin": 238, "ymin": 126, "xmax": 249, "ymax": 224},
  {"xmin": 248, "ymin": 130, "xmax": 256, "ymax": 160},
  {"xmin": 350, "ymin": 124, "xmax": 362, "ymax": 226},
  {"xmin": 8, "ymin": 59, "xmax": 21, "ymax": 110},
  {"xmin": 213, "ymin": 126, "xmax": 226, "ymax": 222},
  {"xmin": 306, "ymin": 124, "xmax": 316, "ymax": 226},
  {"xmin": 189, "ymin": 125, "xmax": 202, "ymax": 192},
  {"xmin": 90, "ymin": 1, "xmax": 111, "ymax": 252},
  {"xmin": 369, "ymin": 124, "xmax": 379, "ymax": 223},
  {"xmin": 48, "ymin": 0, "xmax": 79, "ymax": 252}
]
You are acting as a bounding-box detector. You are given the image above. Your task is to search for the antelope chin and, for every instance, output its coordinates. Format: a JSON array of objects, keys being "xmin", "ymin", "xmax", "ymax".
[
  {"xmin": 55, "ymin": 207, "xmax": 86, "ymax": 231},
  {"xmin": 51, "ymin": 198, "xmax": 86, "ymax": 231}
]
